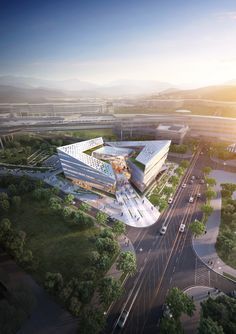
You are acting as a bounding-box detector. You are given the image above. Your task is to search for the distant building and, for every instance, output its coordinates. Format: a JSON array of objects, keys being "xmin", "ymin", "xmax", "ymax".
[
  {"xmin": 227, "ymin": 143, "xmax": 236, "ymax": 154},
  {"xmin": 57, "ymin": 138, "xmax": 171, "ymax": 194},
  {"xmin": 156, "ymin": 124, "xmax": 189, "ymax": 144}
]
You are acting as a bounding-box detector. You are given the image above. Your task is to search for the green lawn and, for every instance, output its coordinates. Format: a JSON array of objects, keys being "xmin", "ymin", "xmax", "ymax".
[{"xmin": 6, "ymin": 194, "xmax": 99, "ymax": 282}]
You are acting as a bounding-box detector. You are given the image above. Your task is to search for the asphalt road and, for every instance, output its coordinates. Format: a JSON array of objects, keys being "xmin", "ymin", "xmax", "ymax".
[{"xmin": 104, "ymin": 147, "xmax": 236, "ymax": 334}]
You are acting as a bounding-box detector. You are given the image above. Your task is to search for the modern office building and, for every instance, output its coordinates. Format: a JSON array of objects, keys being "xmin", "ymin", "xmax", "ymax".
[
  {"xmin": 227, "ymin": 143, "xmax": 236, "ymax": 154},
  {"xmin": 57, "ymin": 138, "xmax": 171, "ymax": 194},
  {"xmin": 156, "ymin": 124, "xmax": 189, "ymax": 144},
  {"xmin": 57, "ymin": 138, "xmax": 117, "ymax": 193},
  {"xmin": 107, "ymin": 140, "xmax": 171, "ymax": 192}
]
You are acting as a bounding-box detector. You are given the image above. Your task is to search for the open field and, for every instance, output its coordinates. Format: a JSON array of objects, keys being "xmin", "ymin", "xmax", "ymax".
[{"xmin": 4, "ymin": 193, "xmax": 99, "ymax": 282}]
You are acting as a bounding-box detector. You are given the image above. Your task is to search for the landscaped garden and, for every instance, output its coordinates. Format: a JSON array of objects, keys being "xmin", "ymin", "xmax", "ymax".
[
  {"xmin": 0, "ymin": 134, "xmax": 65, "ymax": 166},
  {"xmin": 0, "ymin": 174, "xmax": 136, "ymax": 333},
  {"xmin": 148, "ymin": 160, "xmax": 190, "ymax": 211},
  {"xmin": 216, "ymin": 183, "xmax": 236, "ymax": 270}
]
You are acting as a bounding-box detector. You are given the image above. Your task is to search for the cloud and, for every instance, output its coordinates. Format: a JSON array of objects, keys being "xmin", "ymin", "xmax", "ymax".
[{"xmin": 214, "ymin": 11, "xmax": 236, "ymax": 21}]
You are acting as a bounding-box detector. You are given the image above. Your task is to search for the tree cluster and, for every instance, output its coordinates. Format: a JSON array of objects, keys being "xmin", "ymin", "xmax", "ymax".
[{"xmin": 199, "ymin": 295, "xmax": 236, "ymax": 334}]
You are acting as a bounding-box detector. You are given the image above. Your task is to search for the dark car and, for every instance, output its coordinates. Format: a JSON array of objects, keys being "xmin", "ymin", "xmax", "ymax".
[{"xmin": 117, "ymin": 310, "xmax": 129, "ymax": 328}]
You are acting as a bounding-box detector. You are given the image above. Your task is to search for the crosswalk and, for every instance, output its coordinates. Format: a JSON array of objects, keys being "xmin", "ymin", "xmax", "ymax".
[{"xmin": 195, "ymin": 257, "xmax": 211, "ymax": 286}]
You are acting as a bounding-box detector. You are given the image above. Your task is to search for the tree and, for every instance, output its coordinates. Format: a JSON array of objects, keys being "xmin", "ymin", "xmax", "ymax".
[
  {"xmin": 98, "ymin": 277, "xmax": 123, "ymax": 307},
  {"xmin": 32, "ymin": 188, "xmax": 43, "ymax": 201},
  {"xmin": 21, "ymin": 249, "xmax": 33, "ymax": 266},
  {"xmin": 166, "ymin": 287, "xmax": 195, "ymax": 320},
  {"xmin": 0, "ymin": 218, "xmax": 11, "ymax": 241},
  {"xmin": 169, "ymin": 175, "xmax": 179, "ymax": 187},
  {"xmin": 112, "ymin": 220, "xmax": 126, "ymax": 236},
  {"xmin": 0, "ymin": 199, "xmax": 10, "ymax": 211},
  {"xmin": 12, "ymin": 195, "xmax": 21, "ymax": 209},
  {"xmin": 198, "ymin": 317, "xmax": 224, "ymax": 334},
  {"xmin": 205, "ymin": 189, "xmax": 217, "ymax": 200},
  {"xmin": 180, "ymin": 160, "xmax": 190, "ymax": 169},
  {"xmin": 78, "ymin": 280, "xmax": 94, "ymax": 304},
  {"xmin": 160, "ymin": 317, "xmax": 183, "ymax": 334},
  {"xmin": 203, "ymin": 166, "xmax": 212, "ymax": 176},
  {"xmin": 201, "ymin": 204, "xmax": 214, "ymax": 217},
  {"xmin": 6, "ymin": 230, "xmax": 26, "ymax": 258},
  {"xmin": 200, "ymin": 295, "xmax": 236, "ymax": 334},
  {"xmin": 7, "ymin": 184, "xmax": 17, "ymax": 196},
  {"xmin": 205, "ymin": 178, "xmax": 216, "ymax": 187},
  {"xmin": 96, "ymin": 211, "xmax": 108, "ymax": 225},
  {"xmin": 68, "ymin": 296, "xmax": 81, "ymax": 316},
  {"xmin": 217, "ymin": 234, "xmax": 235, "ymax": 256},
  {"xmin": 73, "ymin": 211, "xmax": 84, "ymax": 224},
  {"xmin": 64, "ymin": 193, "xmax": 74, "ymax": 205},
  {"xmin": 49, "ymin": 197, "xmax": 62, "ymax": 212},
  {"xmin": 99, "ymin": 228, "xmax": 114, "ymax": 240},
  {"xmin": 50, "ymin": 187, "xmax": 60, "ymax": 195},
  {"xmin": 96, "ymin": 254, "xmax": 110, "ymax": 271},
  {"xmin": 62, "ymin": 206, "xmax": 74, "ymax": 220},
  {"xmin": 0, "ymin": 192, "xmax": 8, "ymax": 201},
  {"xmin": 79, "ymin": 202, "xmax": 90, "ymax": 212},
  {"xmin": 163, "ymin": 186, "xmax": 174, "ymax": 197},
  {"xmin": 44, "ymin": 272, "xmax": 64, "ymax": 293},
  {"xmin": 175, "ymin": 167, "xmax": 185, "ymax": 177},
  {"xmin": 117, "ymin": 251, "xmax": 137, "ymax": 276},
  {"xmin": 96, "ymin": 237, "xmax": 119, "ymax": 255},
  {"xmin": 79, "ymin": 307, "xmax": 105, "ymax": 334},
  {"xmin": 190, "ymin": 219, "xmax": 206, "ymax": 238}
]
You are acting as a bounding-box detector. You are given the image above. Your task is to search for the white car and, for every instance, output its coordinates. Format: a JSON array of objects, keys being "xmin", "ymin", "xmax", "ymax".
[
  {"xmin": 117, "ymin": 310, "xmax": 129, "ymax": 328},
  {"xmin": 189, "ymin": 196, "xmax": 194, "ymax": 203},
  {"xmin": 179, "ymin": 223, "xmax": 186, "ymax": 232},
  {"xmin": 168, "ymin": 198, "xmax": 173, "ymax": 204},
  {"xmin": 163, "ymin": 304, "xmax": 173, "ymax": 318},
  {"xmin": 182, "ymin": 183, "xmax": 187, "ymax": 188},
  {"xmin": 197, "ymin": 193, "xmax": 201, "ymax": 198},
  {"xmin": 160, "ymin": 226, "xmax": 167, "ymax": 235},
  {"xmin": 191, "ymin": 175, "xmax": 196, "ymax": 180}
]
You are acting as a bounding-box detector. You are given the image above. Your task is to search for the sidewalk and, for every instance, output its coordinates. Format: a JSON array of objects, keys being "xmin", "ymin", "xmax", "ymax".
[
  {"xmin": 192, "ymin": 170, "xmax": 236, "ymax": 280},
  {"xmin": 210, "ymin": 156, "xmax": 236, "ymax": 168},
  {"xmin": 106, "ymin": 234, "xmax": 135, "ymax": 280},
  {"xmin": 181, "ymin": 286, "xmax": 222, "ymax": 334}
]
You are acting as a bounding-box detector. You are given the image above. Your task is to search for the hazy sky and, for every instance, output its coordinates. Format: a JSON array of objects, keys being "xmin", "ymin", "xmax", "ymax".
[{"xmin": 1, "ymin": 0, "xmax": 236, "ymax": 86}]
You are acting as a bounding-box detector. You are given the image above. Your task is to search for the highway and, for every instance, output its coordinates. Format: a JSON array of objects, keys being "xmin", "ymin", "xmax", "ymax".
[{"xmin": 105, "ymin": 147, "xmax": 236, "ymax": 334}]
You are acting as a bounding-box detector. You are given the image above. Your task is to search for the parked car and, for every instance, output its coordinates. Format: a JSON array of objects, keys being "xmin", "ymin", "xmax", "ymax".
[
  {"xmin": 200, "ymin": 179, "xmax": 205, "ymax": 184},
  {"xmin": 197, "ymin": 193, "xmax": 201, "ymax": 198},
  {"xmin": 160, "ymin": 225, "xmax": 167, "ymax": 235},
  {"xmin": 179, "ymin": 223, "xmax": 186, "ymax": 232},
  {"xmin": 182, "ymin": 183, "xmax": 187, "ymax": 188},
  {"xmin": 168, "ymin": 197, "xmax": 173, "ymax": 204},
  {"xmin": 163, "ymin": 304, "xmax": 173, "ymax": 318},
  {"xmin": 117, "ymin": 310, "xmax": 129, "ymax": 328},
  {"xmin": 189, "ymin": 196, "xmax": 194, "ymax": 203},
  {"xmin": 228, "ymin": 290, "xmax": 236, "ymax": 299}
]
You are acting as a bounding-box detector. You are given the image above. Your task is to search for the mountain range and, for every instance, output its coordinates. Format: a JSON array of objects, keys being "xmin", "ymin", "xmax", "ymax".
[{"xmin": 0, "ymin": 75, "xmax": 236, "ymax": 102}]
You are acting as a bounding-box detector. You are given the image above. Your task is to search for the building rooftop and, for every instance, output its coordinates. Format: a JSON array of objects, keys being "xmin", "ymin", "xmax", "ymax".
[
  {"xmin": 93, "ymin": 146, "xmax": 133, "ymax": 157},
  {"xmin": 156, "ymin": 123, "xmax": 189, "ymax": 133},
  {"xmin": 57, "ymin": 137, "xmax": 115, "ymax": 179},
  {"xmin": 106, "ymin": 140, "xmax": 171, "ymax": 166}
]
